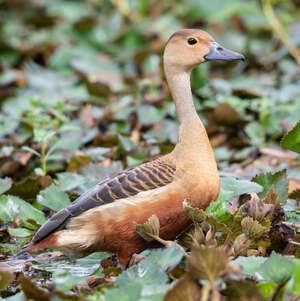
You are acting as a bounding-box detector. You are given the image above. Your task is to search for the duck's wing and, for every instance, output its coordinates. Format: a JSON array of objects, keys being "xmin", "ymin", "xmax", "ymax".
[{"xmin": 31, "ymin": 159, "xmax": 176, "ymax": 243}]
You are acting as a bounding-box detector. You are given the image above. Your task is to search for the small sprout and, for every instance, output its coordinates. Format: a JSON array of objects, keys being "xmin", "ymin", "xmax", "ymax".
[
  {"xmin": 135, "ymin": 214, "xmax": 160, "ymax": 242},
  {"xmin": 239, "ymin": 193, "xmax": 274, "ymax": 221},
  {"xmin": 205, "ymin": 226, "xmax": 217, "ymax": 245},
  {"xmin": 241, "ymin": 217, "xmax": 267, "ymax": 239},
  {"xmin": 232, "ymin": 234, "xmax": 252, "ymax": 257},
  {"xmin": 182, "ymin": 225, "xmax": 205, "ymax": 248}
]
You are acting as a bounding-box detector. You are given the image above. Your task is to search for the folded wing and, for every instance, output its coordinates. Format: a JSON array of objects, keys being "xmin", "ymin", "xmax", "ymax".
[{"xmin": 31, "ymin": 159, "xmax": 176, "ymax": 244}]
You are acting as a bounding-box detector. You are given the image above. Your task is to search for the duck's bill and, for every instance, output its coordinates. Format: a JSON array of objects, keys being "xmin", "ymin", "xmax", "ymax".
[{"xmin": 204, "ymin": 42, "xmax": 245, "ymax": 62}]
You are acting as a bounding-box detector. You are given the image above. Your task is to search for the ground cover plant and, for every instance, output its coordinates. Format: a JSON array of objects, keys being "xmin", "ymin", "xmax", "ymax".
[{"xmin": 0, "ymin": 0, "xmax": 299, "ymax": 300}]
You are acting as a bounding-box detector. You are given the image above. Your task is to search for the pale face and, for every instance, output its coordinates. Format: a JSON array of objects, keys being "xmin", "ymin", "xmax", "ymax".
[{"xmin": 164, "ymin": 29, "xmax": 245, "ymax": 72}]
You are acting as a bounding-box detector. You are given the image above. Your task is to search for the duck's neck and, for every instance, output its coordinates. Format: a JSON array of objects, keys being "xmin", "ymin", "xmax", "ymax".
[
  {"xmin": 164, "ymin": 64, "xmax": 217, "ymax": 173},
  {"xmin": 166, "ymin": 70, "xmax": 198, "ymax": 125},
  {"xmin": 165, "ymin": 65, "xmax": 207, "ymax": 144}
]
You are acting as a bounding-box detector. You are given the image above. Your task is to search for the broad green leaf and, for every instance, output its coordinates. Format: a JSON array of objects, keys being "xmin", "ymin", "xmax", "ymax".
[
  {"xmin": 137, "ymin": 105, "xmax": 166, "ymax": 126},
  {"xmin": 0, "ymin": 195, "xmax": 45, "ymax": 225},
  {"xmin": 81, "ymin": 162, "xmax": 122, "ymax": 182},
  {"xmin": 118, "ymin": 134, "xmax": 136, "ymax": 152},
  {"xmin": 106, "ymin": 262, "xmax": 169, "ymax": 301},
  {"xmin": 56, "ymin": 172, "xmax": 86, "ymax": 191},
  {"xmin": 84, "ymin": 147, "xmax": 110, "ymax": 161},
  {"xmin": 257, "ymin": 282, "xmax": 277, "ymax": 299},
  {"xmin": 37, "ymin": 184, "xmax": 71, "ymax": 212},
  {"xmin": 232, "ymin": 256, "xmax": 267, "ymax": 277},
  {"xmin": 105, "ymin": 245, "xmax": 183, "ymax": 301},
  {"xmin": 252, "ymin": 169, "xmax": 289, "ymax": 202},
  {"xmin": 205, "ymin": 199, "xmax": 231, "ymax": 222},
  {"xmin": 285, "ymin": 259, "xmax": 300, "ymax": 295},
  {"xmin": 0, "ymin": 178, "xmax": 12, "ymax": 195},
  {"xmin": 140, "ymin": 243, "xmax": 184, "ymax": 270},
  {"xmin": 281, "ymin": 120, "xmax": 300, "ymax": 153},
  {"xmin": 259, "ymin": 252, "xmax": 293, "ymax": 284},
  {"xmin": 76, "ymin": 252, "xmax": 109, "ymax": 276},
  {"xmin": 218, "ymin": 176, "xmax": 263, "ymax": 202},
  {"xmin": 8, "ymin": 227, "xmax": 33, "ymax": 237},
  {"xmin": 52, "ymin": 270, "xmax": 85, "ymax": 292}
]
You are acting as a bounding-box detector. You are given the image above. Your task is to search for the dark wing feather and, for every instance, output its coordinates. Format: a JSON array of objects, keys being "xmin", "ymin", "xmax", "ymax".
[{"xmin": 31, "ymin": 159, "xmax": 176, "ymax": 243}]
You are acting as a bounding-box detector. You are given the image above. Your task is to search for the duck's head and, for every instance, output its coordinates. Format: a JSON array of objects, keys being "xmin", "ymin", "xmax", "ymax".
[{"xmin": 164, "ymin": 29, "xmax": 245, "ymax": 72}]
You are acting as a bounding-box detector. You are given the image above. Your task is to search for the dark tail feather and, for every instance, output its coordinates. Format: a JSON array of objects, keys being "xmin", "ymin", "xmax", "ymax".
[{"xmin": 14, "ymin": 242, "xmax": 34, "ymax": 259}]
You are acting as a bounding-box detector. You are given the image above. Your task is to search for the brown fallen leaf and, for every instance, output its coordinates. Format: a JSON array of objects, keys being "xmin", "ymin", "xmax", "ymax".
[
  {"xmin": 19, "ymin": 274, "xmax": 51, "ymax": 301},
  {"xmin": 0, "ymin": 262, "xmax": 14, "ymax": 290}
]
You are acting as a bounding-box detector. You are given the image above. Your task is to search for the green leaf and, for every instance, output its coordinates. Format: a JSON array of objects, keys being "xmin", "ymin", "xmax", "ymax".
[
  {"xmin": 0, "ymin": 195, "xmax": 45, "ymax": 224},
  {"xmin": 259, "ymin": 252, "xmax": 293, "ymax": 284},
  {"xmin": 56, "ymin": 172, "xmax": 86, "ymax": 191},
  {"xmin": 252, "ymin": 169, "xmax": 289, "ymax": 202},
  {"xmin": 118, "ymin": 134, "xmax": 136, "ymax": 152},
  {"xmin": 8, "ymin": 227, "xmax": 33, "ymax": 237},
  {"xmin": 81, "ymin": 162, "xmax": 122, "ymax": 182},
  {"xmin": 21, "ymin": 146, "xmax": 41, "ymax": 158},
  {"xmin": 37, "ymin": 183, "xmax": 71, "ymax": 212},
  {"xmin": 76, "ymin": 252, "xmax": 109, "ymax": 276},
  {"xmin": 106, "ymin": 261, "xmax": 169, "ymax": 301},
  {"xmin": 287, "ymin": 259, "xmax": 300, "ymax": 294},
  {"xmin": 137, "ymin": 105, "xmax": 166, "ymax": 125},
  {"xmin": 0, "ymin": 178, "xmax": 12, "ymax": 195},
  {"xmin": 205, "ymin": 199, "xmax": 231, "ymax": 222},
  {"xmin": 52, "ymin": 270, "xmax": 85, "ymax": 292},
  {"xmin": 105, "ymin": 245, "xmax": 183, "ymax": 301},
  {"xmin": 218, "ymin": 175, "xmax": 263, "ymax": 202},
  {"xmin": 231, "ymin": 256, "xmax": 267, "ymax": 277},
  {"xmin": 257, "ymin": 282, "xmax": 276, "ymax": 299},
  {"xmin": 281, "ymin": 120, "xmax": 300, "ymax": 153},
  {"xmin": 140, "ymin": 243, "xmax": 184, "ymax": 271}
]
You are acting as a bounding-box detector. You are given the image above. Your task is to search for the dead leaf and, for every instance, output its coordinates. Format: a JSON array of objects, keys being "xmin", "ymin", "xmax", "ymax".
[
  {"xmin": 187, "ymin": 246, "xmax": 229, "ymax": 282},
  {"xmin": 135, "ymin": 214, "xmax": 160, "ymax": 242},
  {"xmin": 239, "ymin": 193, "xmax": 274, "ymax": 222},
  {"xmin": 19, "ymin": 274, "xmax": 51, "ymax": 301},
  {"xmin": 222, "ymin": 279, "xmax": 264, "ymax": 301},
  {"xmin": 214, "ymin": 102, "xmax": 244, "ymax": 125},
  {"xmin": 164, "ymin": 273, "xmax": 202, "ymax": 301},
  {"xmin": 0, "ymin": 262, "xmax": 14, "ymax": 290}
]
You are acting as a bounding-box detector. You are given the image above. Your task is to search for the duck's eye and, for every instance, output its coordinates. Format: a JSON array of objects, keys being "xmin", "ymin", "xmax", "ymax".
[{"xmin": 187, "ymin": 37, "xmax": 197, "ymax": 45}]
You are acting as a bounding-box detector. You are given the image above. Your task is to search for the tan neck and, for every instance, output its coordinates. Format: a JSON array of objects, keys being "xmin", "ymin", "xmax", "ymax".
[
  {"xmin": 165, "ymin": 69, "xmax": 198, "ymax": 125},
  {"xmin": 164, "ymin": 64, "xmax": 208, "ymax": 146},
  {"xmin": 164, "ymin": 63, "xmax": 217, "ymax": 176}
]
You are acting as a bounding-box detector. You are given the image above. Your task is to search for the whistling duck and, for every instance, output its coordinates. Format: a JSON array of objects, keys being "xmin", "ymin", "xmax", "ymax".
[{"xmin": 24, "ymin": 29, "xmax": 245, "ymax": 266}]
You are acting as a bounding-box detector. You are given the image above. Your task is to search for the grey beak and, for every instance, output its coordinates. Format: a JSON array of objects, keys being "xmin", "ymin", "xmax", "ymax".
[{"xmin": 204, "ymin": 42, "xmax": 245, "ymax": 62}]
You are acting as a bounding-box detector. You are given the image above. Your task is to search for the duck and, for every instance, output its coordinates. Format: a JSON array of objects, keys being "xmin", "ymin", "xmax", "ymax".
[{"xmin": 23, "ymin": 29, "xmax": 245, "ymax": 266}]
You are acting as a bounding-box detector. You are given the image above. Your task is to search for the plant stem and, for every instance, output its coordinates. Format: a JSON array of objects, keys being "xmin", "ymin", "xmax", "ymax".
[
  {"xmin": 262, "ymin": 0, "xmax": 300, "ymax": 65},
  {"xmin": 41, "ymin": 142, "xmax": 47, "ymax": 175},
  {"xmin": 154, "ymin": 236, "xmax": 189, "ymax": 257}
]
